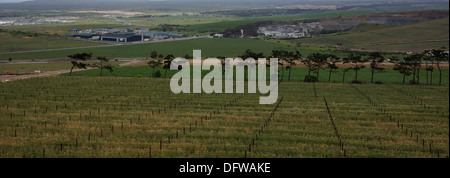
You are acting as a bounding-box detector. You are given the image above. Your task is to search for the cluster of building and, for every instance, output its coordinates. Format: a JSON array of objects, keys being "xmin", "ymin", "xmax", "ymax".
[
  {"xmin": 257, "ymin": 22, "xmax": 323, "ymax": 38},
  {"xmin": 0, "ymin": 19, "xmax": 73, "ymax": 26},
  {"xmin": 65, "ymin": 27, "xmax": 188, "ymax": 43}
]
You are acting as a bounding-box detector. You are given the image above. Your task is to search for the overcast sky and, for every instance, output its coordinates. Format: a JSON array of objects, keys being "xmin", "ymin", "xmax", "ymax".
[
  {"xmin": 0, "ymin": 0, "xmax": 448, "ymax": 7},
  {"xmin": 1, "ymin": 0, "xmax": 447, "ymax": 2},
  {"xmin": 0, "ymin": 0, "xmax": 290, "ymax": 1}
]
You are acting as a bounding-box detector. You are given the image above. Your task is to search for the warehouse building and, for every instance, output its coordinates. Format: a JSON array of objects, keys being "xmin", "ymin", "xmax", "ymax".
[
  {"xmin": 65, "ymin": 27, "xmax": 188, "ymax": 43},
  {"xmin": 100, "ymin": 34, "xmax": 143, "ymax": 43},
  {"xmin": 65, "ymin": 33, "xmax": 100, "ymax": 40}
]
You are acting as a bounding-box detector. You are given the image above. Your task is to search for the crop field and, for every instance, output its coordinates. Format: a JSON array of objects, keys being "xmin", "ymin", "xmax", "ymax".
[
  {"xmin": 0, "ymin": 31, "xmax": 106, "ymax": 53},
  {"xmin": 0, "ymin": 76, "xmax": 448, "ymax": 158},
  {"xmin": 0, "ymin": 0, "xmax": 448, "ymax": 161}
]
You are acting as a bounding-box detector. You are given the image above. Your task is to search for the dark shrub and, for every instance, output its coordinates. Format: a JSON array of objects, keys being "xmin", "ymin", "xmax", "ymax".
[
  {"xmin": 409, "ymin": 80, "xmax": 418, "ymax": 85},
  {"xmin": 374, "ymin": 81, "xmax": 383, "ymax": 85},
  {"xmin": 304, "ymin": 75, "xmax": 318, "ymax": 83},
  {"xmin": 155, "ymin": 70, "xmax": 162, "ymax": 78},
  {"xmin": 351, "ymin": 80, "xmax": 363, "ymax": 84}
]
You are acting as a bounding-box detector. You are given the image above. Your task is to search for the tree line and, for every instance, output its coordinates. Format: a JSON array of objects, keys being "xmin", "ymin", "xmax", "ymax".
[
  {"xmin": 233, "ymin": 49, "xmax": 449, "ymax": 85},
  {"xmin": 66, "ymin": 49, "xmax": 448, "ymax": 86},
  {"xmin": 271, "ymin": 49, "xmax": 448, "ymax": 85},
  {"xmin": 67, "ymin": 53, "xmax": 113, "ymax": 77}
]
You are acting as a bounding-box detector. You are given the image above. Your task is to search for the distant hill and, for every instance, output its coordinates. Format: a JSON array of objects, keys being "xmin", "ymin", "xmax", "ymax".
[{"xmin": 0, "ymin": 0, "xmax": 448, "ymax": 11}]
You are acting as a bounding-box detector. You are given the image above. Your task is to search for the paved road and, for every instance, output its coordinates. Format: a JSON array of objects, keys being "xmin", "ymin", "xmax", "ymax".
[
  {"xmin": 113, "ymin": 16, "xmax": 133, "ymax": 26},
  {"xmin": 0, "ymin": 60, "xmax": 142, "ymax": 83},
  {"xmin": 0, "ymin": 36, "xmax": 209, "ymax": 55}
]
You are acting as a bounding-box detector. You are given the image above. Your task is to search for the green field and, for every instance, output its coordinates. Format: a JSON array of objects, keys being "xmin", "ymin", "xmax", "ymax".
[
  {"xmin": 0, "ymin": 77, "xmax": 448, "ymax": 158},
  {"xmin": 0, "ymin": 10, "xmax": 377, "ymax": 60},
  {"xmin": 62, "ymin": 65, "xmax": 450, "ymax": 86},
  {"xmin": 2, "ymin": 9, "xmax": 445, "ymax": 61},
  {"xmin": 0, "ymin": 31, "xmax": 106, "ymax": 53},
  {"xmin": 0, "ymin": 38, "xmax": 337, "ymax": 61},
  {"xmin": 296, "ymin": 17, "xmax": 450, "ymax": 52},
  {"xmin": 0, "ymin": 10, "xmax": 374, "ymax": 37},
  {"xmin": 184, "ymin": 10, "xmax": 374, "ymax": 34},
  {"xmin": 0, "ymin": 17, "xmax": 128, "ymax": 32},
  {"xmin": 0, "ymin": 61, "xmax": 125, "ymax": 73}
]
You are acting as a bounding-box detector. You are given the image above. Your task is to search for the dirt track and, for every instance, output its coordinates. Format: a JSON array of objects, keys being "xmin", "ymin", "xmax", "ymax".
[
  {"xmin": 129, "ymin": 59, "xmax": 449, "ymax": 69},
  {"xmin": 0, "ymin": 60, "xmax": 141, "ymax": 83}
]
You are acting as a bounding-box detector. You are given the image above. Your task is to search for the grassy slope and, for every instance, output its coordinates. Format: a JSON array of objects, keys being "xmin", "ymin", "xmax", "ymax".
[
  {"xmin": 0, "ymin": 38, "xmax": 335, "ymax": 60},
  {"xmin": 1, "ymin": 10, "xmax": 374, "ymax": 35},
  {"xmin": 0, "ymin": 10, "xmax": 374, "ymax": 58},
  {"xmin": 0, "ymin": 32, "xmax": 106, "ymax": 53},
  {"xmin": 297, "ymin": 17, "xmax": 450, "ymax": 52},
  {"xmin": 184, "ymin": 10, "xmax": 374, "ymax": 34},
  {"xmin": 0, "ymin": 17, "xmax": 128, "ymax": 32},
  {"xmin": 0, "ymin": 61, "xmax": 124, "ymax": 73}
]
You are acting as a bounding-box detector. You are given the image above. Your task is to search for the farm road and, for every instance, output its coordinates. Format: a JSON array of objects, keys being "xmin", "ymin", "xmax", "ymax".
[{"xmin": 0, "ymin": 60, "xmax": 141, "ymax": 83}]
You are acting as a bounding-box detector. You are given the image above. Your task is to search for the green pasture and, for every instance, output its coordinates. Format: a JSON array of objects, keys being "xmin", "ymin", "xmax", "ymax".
[
  {"xmin": 63, "ymin": 65, "xmax": 449, "ymax": 86},
  {"xmin": 0, "ymin": 38, "xmax": 334, "ymax": 61}
]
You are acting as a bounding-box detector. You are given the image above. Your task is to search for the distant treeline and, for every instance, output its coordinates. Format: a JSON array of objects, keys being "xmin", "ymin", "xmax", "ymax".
[
  {"xmin": 0, "ymin": 29, "xmax": 40, "ymax": 38},
  {"xmin": 201, "ymin": 9, "xmax": 324, "ymax": 17},
  {"xmin": 133, "ymin": 15, "xmax": 170, "ymax": 18},
  {"xmin": 337, "ymin": 1, "xmax": 449, "ymax": 10}
]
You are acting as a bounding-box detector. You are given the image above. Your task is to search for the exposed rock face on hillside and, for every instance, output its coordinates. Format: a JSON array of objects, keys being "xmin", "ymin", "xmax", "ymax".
[
  {"xmin": 256, "ymin": 10, "xmax": 449, "ymax": 38},
  {"xmin": 258, "ymin": 23, "xmax": 323, "ymax": 38},
  {"xmin": 319, "ymin": 10, "xmax": 449, "ymax": 31}
]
